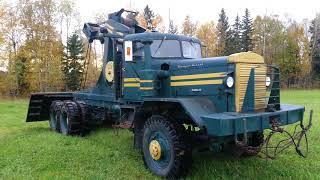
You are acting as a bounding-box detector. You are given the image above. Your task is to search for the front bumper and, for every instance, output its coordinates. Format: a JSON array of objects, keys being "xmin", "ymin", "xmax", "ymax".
[{"xmin": 201, "ymin": 104, "xmax": 304, "ymax": 137}]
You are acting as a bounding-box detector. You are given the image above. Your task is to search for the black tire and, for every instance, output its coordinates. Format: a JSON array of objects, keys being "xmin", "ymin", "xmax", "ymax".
[
  {"xmin": 76, "ymin": 101, "xmax": 90, "ymax": 135},
  {"xmin": 49, "ymin": 101, "xmax": 62, "ymax": 132},
  {"xmin": 243, "ymin": 131, "xmax": 264, "ymax": 156},
  {"xmin": 133, "ymin": 114, "xmax": 145, "ymax": 150},
  {"xmin": 250, "ymin": 131, "xmax": 264, "ymax": 147},
  {"xmin": 59, "ymin": 100, "xmax": 81, "ymax": 135},
  {"xmin": 142, "ymin": 115, "xmax": 192, "ymax": 179}
]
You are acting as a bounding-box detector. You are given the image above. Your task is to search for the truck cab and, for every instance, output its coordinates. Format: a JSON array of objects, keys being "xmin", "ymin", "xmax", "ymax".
[
  {"xmin": 122, "ymin": 32, "xmax": 202, "ymax": 101},
  {"xmin": 121, "ymin": 32, "xmax": 278, "ymax": 114}
]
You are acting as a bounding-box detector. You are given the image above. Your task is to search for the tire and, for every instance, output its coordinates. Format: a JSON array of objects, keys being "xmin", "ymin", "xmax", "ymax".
[
  {"xmin": 249, "ymin": 131, "xmax": 264, "ymax": 147},
  {"xmin": 49, "ymin": 101, "xmax": 62, "ymax": 132},
  {"xmin": 133, "ymin": 114, "xmax": 145, "ymax": 150},
  {"xmin": 59, "ymin": 100, "xmax": 81, "ymax": 135},
  {"xmin": 141, "ymin": 115, "xmax": 192, "ymax": 178},
  {"xmin": 243, "ymin": 131, "xmax": 264, "ymax": 156},
  {"xmin": 76, "ymin": 101, "xmax": 90, "ymax": 135}
]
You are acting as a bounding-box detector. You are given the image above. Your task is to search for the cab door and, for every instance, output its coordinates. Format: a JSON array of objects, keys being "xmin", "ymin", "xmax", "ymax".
[{"xmin": 123, "ymin": 41, "xmax": 145, "ymax": 101}]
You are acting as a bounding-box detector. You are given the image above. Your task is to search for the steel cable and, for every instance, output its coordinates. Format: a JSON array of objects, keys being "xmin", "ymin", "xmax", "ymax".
[{"xmin": 259, "ymin": 110, "xmax": 312, "ymax": 159}]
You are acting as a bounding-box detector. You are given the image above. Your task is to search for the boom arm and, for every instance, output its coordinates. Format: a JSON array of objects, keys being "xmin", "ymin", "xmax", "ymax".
[{"xmin": 83, "ymin": 8, "xmax": 146, "ymax": 43}]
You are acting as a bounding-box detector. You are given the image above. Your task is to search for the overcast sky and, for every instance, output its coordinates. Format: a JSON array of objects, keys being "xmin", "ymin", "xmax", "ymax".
[
  {"xmin": 1, "ymin": 0, "xmax": 319, "ymax": 72},
  {"xmin": 77, "ymin": 0, "xmax": 320, "ymax": 29}
]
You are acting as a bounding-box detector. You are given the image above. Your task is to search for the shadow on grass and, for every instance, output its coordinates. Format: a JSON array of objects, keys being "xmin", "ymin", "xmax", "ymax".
[
  {"xmin": 22, "ymin": 123, "xmax": 119, "ymax": 139},
  {"xmin": 24, "ymin": 126, "xmax": 51, "ymax": 134},
  {"xmin": 193, "ymin": 151, "xmax": 243, "ymax": 162},
  {"xmin": 189, "ymin": 150, "xmax": 271, "ymax": 178}
]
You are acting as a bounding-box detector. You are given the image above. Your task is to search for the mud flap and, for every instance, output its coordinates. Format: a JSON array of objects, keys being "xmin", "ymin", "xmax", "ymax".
[{"xmin": 26, "ymin": 93, "xmax": 73, "ymax": 122}]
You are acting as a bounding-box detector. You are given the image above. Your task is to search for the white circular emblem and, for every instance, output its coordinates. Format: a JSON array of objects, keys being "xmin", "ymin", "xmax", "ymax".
[{"xmin": 105, "ymin": 61, "xmax": 114, "ymax": 83}]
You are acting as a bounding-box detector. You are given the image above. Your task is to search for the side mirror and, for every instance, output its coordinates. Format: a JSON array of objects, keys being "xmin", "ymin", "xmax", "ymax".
[{"xmin": 201, "ymin": 44, "xmax": 207, "ymax": 58}]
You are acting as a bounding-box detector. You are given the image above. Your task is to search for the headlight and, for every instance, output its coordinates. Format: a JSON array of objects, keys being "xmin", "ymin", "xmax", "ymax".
[
  {"xmin": 225, "ymin": 76, "xmax": 234, "ymax": 88},
  {"xmin": 266, "ymin": 76, "xmax": 271, "ymax": 87}
]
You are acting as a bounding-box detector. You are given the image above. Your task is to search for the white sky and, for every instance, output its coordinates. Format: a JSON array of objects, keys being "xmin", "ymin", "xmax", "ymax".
[
  {"xmin": 77, "ymin": 0, "xmax": 320, "ymax": 29},
  {"xmin": 1, "ymin": 0, "xmax": 319, "ymax": 72}
]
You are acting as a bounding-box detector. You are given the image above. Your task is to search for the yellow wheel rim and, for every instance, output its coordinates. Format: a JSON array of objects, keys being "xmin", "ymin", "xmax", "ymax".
[{"xmin": 149, "ymin": 140, "xmax": 161, "ymax": 160}]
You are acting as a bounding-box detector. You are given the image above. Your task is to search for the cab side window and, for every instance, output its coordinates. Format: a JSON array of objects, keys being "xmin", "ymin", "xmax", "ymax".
[{"xmin": 133, "ymin": 42, "xmax": 144, "ymax": 60}]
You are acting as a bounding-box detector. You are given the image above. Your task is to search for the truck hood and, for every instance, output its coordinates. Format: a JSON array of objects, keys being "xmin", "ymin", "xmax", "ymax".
[{"xmin": 168, "ymin": 56, "xmax": 229, "ymax": 71}]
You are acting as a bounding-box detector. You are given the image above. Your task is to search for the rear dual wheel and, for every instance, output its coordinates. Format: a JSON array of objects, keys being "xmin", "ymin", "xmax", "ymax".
[
  {"xmin": 49, "ymin": 100, "xmax": 87, "ymax": 135},
  {"xmin": 59, "ymin": 101, "xmax": 82, "ymax": 135},
  {"xmin": 49, "ymin": 101, "xmax": 62, "ymax": 132}
]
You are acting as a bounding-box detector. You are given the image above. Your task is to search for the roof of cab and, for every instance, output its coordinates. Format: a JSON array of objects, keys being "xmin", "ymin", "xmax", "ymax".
[{"xmin": 124, "ymin": 32, "xmax": 201, "ymax": 43}]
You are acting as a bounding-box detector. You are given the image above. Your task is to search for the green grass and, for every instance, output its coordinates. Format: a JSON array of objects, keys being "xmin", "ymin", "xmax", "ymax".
[{"xmin": 0, "ymin": 90, "xmax": 319, "ymax": 179}]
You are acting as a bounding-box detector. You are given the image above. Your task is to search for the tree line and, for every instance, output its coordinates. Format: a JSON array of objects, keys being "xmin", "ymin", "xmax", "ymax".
[
  {"xmin": 0, "ymin": 2, "xmax": 319, "ymax": 96},
  {"xmin": 127, "ymin": 6, "xmax": 319, "ymax": 88},
  {"xmin": 172, "ymin": 8, "xmax": 315, "ymax": 88},
  {"xmin": 0, "ymin": 0, "xmax": 99, "ymax": 96}
]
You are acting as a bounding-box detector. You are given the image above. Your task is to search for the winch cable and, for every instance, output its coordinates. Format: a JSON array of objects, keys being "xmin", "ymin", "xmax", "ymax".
[
  {"xmin": 263, "ymin": 126, "xmax": 303, "ymax": 159},
  {"xmin": 81, "ymin": 43, "xmax": 92, "ymax": 89},
  {"xmin": 80, "ymin": 43, "xmax": 89, "ymax": 89},
  {"xmin": 112, "ymin": 113, "xmax": 130, "ymax": 136},
  {"xmin": 259, "ymin": 110, "xmax": 313, "ymax": 159}
]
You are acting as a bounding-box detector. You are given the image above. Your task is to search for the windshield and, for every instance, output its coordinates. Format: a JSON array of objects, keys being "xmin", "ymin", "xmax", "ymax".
[
  {"xmin": 150, "ymin": 40, "xmax": 181, "ymax": 58},
  {"xmin": 182, "ymin": 41, "xmax": 202, "ymax": 59}
]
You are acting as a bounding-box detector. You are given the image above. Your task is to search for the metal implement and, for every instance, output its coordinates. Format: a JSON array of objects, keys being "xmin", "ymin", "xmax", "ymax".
[
  {"xmin": 230, "ymin": 110, "xmax": 313, "ymax": 157},
  {"xmin": 262, "ymin": 110, "xmax": 313, "ymax": 159},
  {"xmin": 25, "ymin": 8, "xmax": 313, "ymax": 178}
]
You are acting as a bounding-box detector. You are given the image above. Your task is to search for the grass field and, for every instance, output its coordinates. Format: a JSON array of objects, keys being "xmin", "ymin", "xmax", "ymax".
[{"xmin": 0, "ymin": 90, "xmax": 319, "ymax": 179}]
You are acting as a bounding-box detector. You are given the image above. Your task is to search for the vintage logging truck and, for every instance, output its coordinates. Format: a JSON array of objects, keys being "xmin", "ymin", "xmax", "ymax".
[{"xmin": 26, "ymin": 9, "xmax": 307, "ymax": 178}]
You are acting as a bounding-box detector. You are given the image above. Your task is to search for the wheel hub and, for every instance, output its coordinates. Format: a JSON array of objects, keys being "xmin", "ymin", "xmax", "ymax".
[{"xmin": 149, "ymin": 140, "xmax": 162, "ymax": 160}]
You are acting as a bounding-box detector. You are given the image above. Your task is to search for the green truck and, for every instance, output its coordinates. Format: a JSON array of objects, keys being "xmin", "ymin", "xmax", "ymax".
[{"xmin": 26, "ymin": 9, "xmax": 309, "ymax": 178}]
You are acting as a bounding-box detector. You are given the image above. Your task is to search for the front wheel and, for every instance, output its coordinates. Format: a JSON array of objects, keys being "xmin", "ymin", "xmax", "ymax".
[
  {"xmin": 244, "ymin": 131, "xmax": 264, "ymax": 156},
  {"xmin": 141, "ymin": 115, "xmax": 192, "ymax": 178}
]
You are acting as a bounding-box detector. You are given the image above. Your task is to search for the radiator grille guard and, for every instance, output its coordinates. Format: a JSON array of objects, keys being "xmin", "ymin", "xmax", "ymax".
[
  {"xmin": 235, "ymin": 64, "xmax": 280, "ymax": 112},
  {"xmin": 266, "ymin": 65, "xmax": 280, "ymax": 111}
]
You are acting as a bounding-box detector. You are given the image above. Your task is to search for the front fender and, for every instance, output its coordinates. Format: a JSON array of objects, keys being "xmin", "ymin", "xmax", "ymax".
[{"xmin": 143, "ymin": 97, "xmax": 218, "ymax": 127}]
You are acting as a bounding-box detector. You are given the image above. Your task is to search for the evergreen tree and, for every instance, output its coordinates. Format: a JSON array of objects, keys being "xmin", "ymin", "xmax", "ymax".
[
  {"xmin": 309, "ymin": 14, "xmax": 320, "ymax": 78},
  {"xmin": 136, "ymin": 6, "xmax": 163, "ymax": 31},
  {"xmin": 217, "ymin": 8, "xmax": 231, "ymax": 56},
  {"xmin": 168, "ymin": 20, "xmax": 178, "ymax": 34},
  {"xmin": 241, "ymin": 8, "xmax": 254, "ymax": 51},
  {"xmin": 62, "ymin": 33, "xmax": 85, "ymax": 91},
  {"xmin": 143, "ymin": 5, "xmax": 155, "ymax": 30},
  {"xmin": 228, "ymin": 15, "xmax": 242, "ymax": 54}
]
